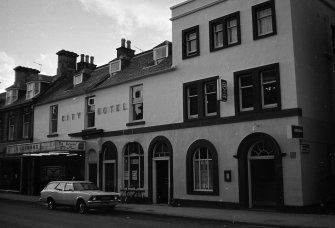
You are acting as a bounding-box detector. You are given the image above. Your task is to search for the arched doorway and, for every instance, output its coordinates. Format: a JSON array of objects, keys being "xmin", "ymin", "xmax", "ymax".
[
  {"xmin": 148, "ymin": 136, "xmax": 173, "ymax": 204},
  {"xmin": 102, "ymin": 142, "xmax": 118, "ymax": 192},
  {"xmin": 237, "ymin": 133, "xmax": 284, "ymax": 210},
  {"xmin": 123, "ymin": 142, "xmax": 144, "ymax": 189}
]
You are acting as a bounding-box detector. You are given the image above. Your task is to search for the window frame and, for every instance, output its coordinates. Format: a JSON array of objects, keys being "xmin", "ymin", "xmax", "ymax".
[
  {"xmin": 234, "ymin": 63, "xmax": 281, "ymax": 115},
  {"xmin": 73, "ymin": 74, "xmax": 83, "ymax": 86},
  {"xmin": 130, "ymin": 84, "xmax": 143, "ymax": 122},
  {"xmin": 209, "ymin": 11, "xmax": 241, "ymax": 52},
  {"xmin": 86, "ymin": 97, "xmax": 95, "ymax": 128},
  {"xmin": 8, "ymin": 116, "xmax": 15, "ymax": 141},
  {"xmin": 6, "ymin": 90, "xmax": 18, "ymax": 105},
  {"xmin": 50, "ymin": 105, "xmax": 58, "ymax": 134},
  {"xmin": 123, "ymin": 142, "xmax": 144, "ymax": 189},
  {"xmin": 109, "ymin": 60, "xmax": 121, "ymax": 75},
  {"xmin": 153, "ymin": 45, "xmax": 169, "ymax": 64},
  {"xmin": 182, "ymin": 25, "xmax": 200, "ymax": 59},
  {"xmin": 26, "ymin": 82, "xmax": 41, "ymax": 99},
  {"xmin": 22, "ymin": 113, "xmax": 30, "ymax": 139},
  {"xmin": 186, "ymin": 139, "xmax": 219, "ymax": 195},
  {"xmin": 252, "ymin": 0, "xmax": 277, "ymax": 40},
  {"xmin": 183, "ymin": 76, "xmax": 220, "ymax": 121}
]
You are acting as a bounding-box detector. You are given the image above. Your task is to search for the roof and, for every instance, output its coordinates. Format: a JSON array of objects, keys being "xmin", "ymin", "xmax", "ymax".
[{"xmin": 36, "ymin": 41, "xmax": 174, "ymax": 106}]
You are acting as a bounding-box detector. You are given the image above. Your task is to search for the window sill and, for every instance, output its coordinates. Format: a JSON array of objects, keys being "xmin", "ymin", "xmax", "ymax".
[
  {"xmin": 253, "ymin": 32, "xmax": 277, "ymax": 40},
  {"xmin": 47, "ymin": 133, "xmax": 59, "ymax": 138},
  {"xmin": 188, "ymin": 190, "xmax": 218, "ymax": 196},
  {"xmin": 184, "ymin": 114, "xmax": 220, "ymax": 122},
  {"xmin": 210, "ymin": 42, "xmax": 241, "ymax": 52},
  {"xmin": 126, "ymin": 121, "xmax": 146, "ymax": 127}
]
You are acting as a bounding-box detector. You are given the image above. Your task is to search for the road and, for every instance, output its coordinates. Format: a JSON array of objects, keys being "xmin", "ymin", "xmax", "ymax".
[{"xmin": 0, "ymin": 199, "xmax": 279, "ymax": 228}]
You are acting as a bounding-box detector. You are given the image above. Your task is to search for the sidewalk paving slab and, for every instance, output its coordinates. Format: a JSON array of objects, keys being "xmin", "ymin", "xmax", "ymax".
[{"xmin": 1, "ymin": 192, "xmax": 335, "ymax": 228}]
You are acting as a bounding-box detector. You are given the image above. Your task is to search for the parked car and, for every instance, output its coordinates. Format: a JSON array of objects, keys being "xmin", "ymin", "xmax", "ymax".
[{"xmin": 40, "ymin": 181, "xmax": 120, "ymax": 214}]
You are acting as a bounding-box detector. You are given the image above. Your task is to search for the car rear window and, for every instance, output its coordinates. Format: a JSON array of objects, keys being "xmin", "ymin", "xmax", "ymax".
[{"xmin": 45, "ymin": 182, "xmax": 58, "ymax": 190}]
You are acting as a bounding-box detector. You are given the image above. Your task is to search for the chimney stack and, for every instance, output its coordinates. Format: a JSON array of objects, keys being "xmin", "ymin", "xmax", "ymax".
[
  {"xmin": 126, "ymin": 40, "xmax": 131, "ymax": 49},
  {"xmin": 13, "ymin": 66, "xmax": 40, "ymax": 84},
  {"xmin": 56, "ymin": 50, "xmax": 78, "ymax": 77},
  {"xmin": 116, "ymin": 38, "xmax": 135, "ymax": 59},
  {"xmin": 80, "ymin": 54, "xmax": 85, "ymax": 62},
  {"xmin": 77, "ymin": 53, "xmax": 96, "ymax": 71}
]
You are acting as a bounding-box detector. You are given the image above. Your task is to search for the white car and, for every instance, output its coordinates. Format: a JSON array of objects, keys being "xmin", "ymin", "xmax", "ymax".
[{"xmin": 40, "ymin": 181, "xmax": 120, "ymax": 214}]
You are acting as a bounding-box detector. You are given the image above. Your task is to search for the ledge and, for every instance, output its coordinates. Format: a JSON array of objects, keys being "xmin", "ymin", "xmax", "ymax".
[
  {"xmin": 126, "ymin": 121, "xmax": 146, "ymax": 127},
  {"xmin": 47, "ymin": 134, "xmax": 59, "ymax": 138}
]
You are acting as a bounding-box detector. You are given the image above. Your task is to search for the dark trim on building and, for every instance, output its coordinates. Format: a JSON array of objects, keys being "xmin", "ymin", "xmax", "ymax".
[
  {"xmin": 186, "ymin": 139, "xmax": 219, "ymax": 195},
  {"xmin": 171, "ymin": 198, "xmax": 240, "ymax": 209},
  {"xmin": 69, "ymin": 108, "xmax": 302, "ymax": 139},
  {"xmin": 182, "ymin": 25, "xmax": 200, "ymax": 59},
  {"xmin": 126, "ymin": 121, "xmax": 146, "ymax": 127},
  {"xmin": 47, "ymin": 134, "xmax": 59, "ymax": 138},
  {"xmin": 252, "ymin": 0, "xmax": 277, "ymax": 40},
  {"xmin": 148, "ymin": 136, "xmax": 174, "ymax": 204},
  {"xmin": 69, "ymin": 128, "xmax": 103, "ymax": 140}
]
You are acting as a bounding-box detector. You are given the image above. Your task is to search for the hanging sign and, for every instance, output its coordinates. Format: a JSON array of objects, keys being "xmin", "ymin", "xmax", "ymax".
[{"xmin": 217, "ymin": 79, "xmax": 227, "ymax": 102}]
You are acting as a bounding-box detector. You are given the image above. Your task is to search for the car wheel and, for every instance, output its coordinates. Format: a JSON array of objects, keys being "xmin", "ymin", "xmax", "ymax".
[
  {"xmin": 78, "ymin": 201, "xmax": 87, "ymax": 214},
  {"xmin": 47, "ymin": 199, "xmax": 56, "ymax": 210}
]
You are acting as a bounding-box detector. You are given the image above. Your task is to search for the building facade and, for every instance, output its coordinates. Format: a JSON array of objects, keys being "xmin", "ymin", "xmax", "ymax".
[{"xmin": 3, "ymin": 0, "xmax": 335, "ymax": 211}]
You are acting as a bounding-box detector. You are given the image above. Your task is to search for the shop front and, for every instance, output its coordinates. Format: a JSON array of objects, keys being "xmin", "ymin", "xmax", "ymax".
[{"xmin": 6, "ymin": 140, "xmax": 86, "ymax": 195}]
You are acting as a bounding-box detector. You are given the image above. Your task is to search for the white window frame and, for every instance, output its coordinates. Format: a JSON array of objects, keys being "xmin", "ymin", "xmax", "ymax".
[
  {"xmin": 50, "ymin": 105, "xmax": 58, "ymax": 134},
  {"xmin": 186, "ymin": 32, "xmax": 197, "ymax": 56},
  {"xmin": 153, "ymin": 45, "xmax": 168, "ymax": 63},
  {"xmin": 86, "ymin": 97, "xmax": 95, "ymax": 128},
  {"xmin": 26, "ymin": 82, "xmax": 40, "ymax": 99},
  {"xmin": 193, "ymin": 148, "xmax": 213, "ymax": 192},
  {"xmin": 261, "ymin": 71, "xmax": 278, "ymax": 109},
  {"xmin": 187, "ymin": 85, "xmax": 199, "ymax": 119},
  {"xmin": 131, "ymin": 85, "xmax": 143, "ymax": 121},
  {"xmin": 239, "ymin": 75, "xmax": 254, "ymax": 112},
  {"xmin": 204, "ymin": 81, "xmax": 217, "ymax": 117},
  {"xmin": 227, "ymin": 17, "xmax": 238, "ymax": 45},
  {"xmin": 6, "ymin": 90, "xmax": 18, "ymax": 105},
  {"xmin": 256, "ymin": 7, "xmax": 273, "ymax": 36},
  {"xmin": 214, "ymin": 23, "xmax": 224, "ymax": 48},
  {"xmin": 109, "ymin": 60, "xmax": 121, "ymax": 75},
  {"xmin": 73, "ymin": 74, "xmax": 83, "ymax": 86}
]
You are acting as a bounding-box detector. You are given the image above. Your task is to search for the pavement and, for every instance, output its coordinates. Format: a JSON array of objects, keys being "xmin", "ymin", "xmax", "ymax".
[{"xmin": 1, "ymin": 192, "xmax": 335, "ymax": 228}]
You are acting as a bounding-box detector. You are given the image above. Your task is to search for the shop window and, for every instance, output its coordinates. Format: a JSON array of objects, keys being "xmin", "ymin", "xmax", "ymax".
[
  {"xmin": 130, "ymin": 85, "xmax": 143, "ymax": 122},
  {"xmin": 50, "ymin": 105, "xmax": 58, "ymax": 134},
  {"xmin": 209, "ymin": 12, "xmax": 241, "ymax": 52},
  {"xmin": 186, "ymin": 139, "xmax": 219, "ymax": 195},
  {"xmin": 86, "ymin": 97, "xmax": 95, "ymax": 128},
  {"xmin": 183, "ymin": 76, "xmax": 219, "ymax": 121},
  {"xmin": 22, "ymin": 113, "xmax": 30, "ymax": 139},
  {"xmin": 234, "ymin": 63, "xmax": 281, "ymax": 114},
  {"xmin": 6, "ymin": 89, "xmax": 18, "ymax": 105},
  {"xmin": 252, "ymin": 0, "xmax": 277, "ymax": 40},
  {"xmin": 8, "ymin": 116, "xmax": 15, "ymax": 140},
  {"xmin": 26, "ymin": 82, "xmax": 40, "ymax": 99},
  {"xmin": 182, "ymin": 25, "xmax": 200, "ymax": 59},
  {"xmin": 123, "ymin": 142, "xmax": 144, "ymax": 189}
]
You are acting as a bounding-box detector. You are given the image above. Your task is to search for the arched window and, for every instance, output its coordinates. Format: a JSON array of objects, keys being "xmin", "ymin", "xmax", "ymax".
[
  {"xmin": 124, "ymin": 142, "xmax": 144, "ymax": 188},
  {"xmin": 193, "ymin": 147, "xmax": 213, "ymax": 191},
  {"xmin": 153, "ymin": 142, "xmax": 170, "ymax": 158},
  {"xmin": 186, "ymin": 139, "xmax": 219, "ymax": 195}
]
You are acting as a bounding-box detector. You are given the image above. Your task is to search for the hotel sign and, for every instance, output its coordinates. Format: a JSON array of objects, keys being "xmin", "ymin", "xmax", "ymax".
[{"xmin": 7, "ymin": 140, "xmax": 85, "ymax": 155}]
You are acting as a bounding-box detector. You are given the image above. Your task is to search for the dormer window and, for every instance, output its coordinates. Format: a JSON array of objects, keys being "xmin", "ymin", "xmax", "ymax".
[
  {"xmin": 153, "ymin": 45, "xmax": 168, "ymax": 64},
  {"xmin": 6, "ymin": 90, "xmax": 18, "ymax": 105},
  {"xmin": 26, "ymin": 82, "xmax": 40, "ymax": 99},
  {"xmin": 110, "ymin": 60, "xmax": 121, "ymax": 75},
  {"xmin": 73, "ymin": 74, "xmax": 83, "ymax": 86}
]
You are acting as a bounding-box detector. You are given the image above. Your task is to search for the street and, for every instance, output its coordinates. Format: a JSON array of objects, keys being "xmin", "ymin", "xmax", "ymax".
[{"xmin": 0, "ymin": 200, "xmax": 279, "ymax": 228}]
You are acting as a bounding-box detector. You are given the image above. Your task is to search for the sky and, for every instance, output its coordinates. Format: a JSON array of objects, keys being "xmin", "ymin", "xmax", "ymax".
[{"xmin": 0, "ymin": 0, "xmax": 184, "ymax": 93}]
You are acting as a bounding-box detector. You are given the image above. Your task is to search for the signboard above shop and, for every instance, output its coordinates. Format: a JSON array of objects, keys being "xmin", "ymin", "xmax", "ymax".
[{"xmin": 7, "ymin": 140, "xmax": 86, "ymax": 155}]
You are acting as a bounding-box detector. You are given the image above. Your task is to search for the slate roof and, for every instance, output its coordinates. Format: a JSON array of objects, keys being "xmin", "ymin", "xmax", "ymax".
[{"xmin": 35, "ymin": 41, "xmax": 174, "ymax": 106}]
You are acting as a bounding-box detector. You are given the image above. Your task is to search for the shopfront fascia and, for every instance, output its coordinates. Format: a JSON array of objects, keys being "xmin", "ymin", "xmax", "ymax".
[{"xmin": 5, "ymin": 140, "xmax": 86, "ymax": 195}]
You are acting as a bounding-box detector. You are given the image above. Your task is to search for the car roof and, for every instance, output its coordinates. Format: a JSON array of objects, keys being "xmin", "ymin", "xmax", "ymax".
[{"xmin": 49, "ymin": 181, "xmax": 93, "ymax": 184}]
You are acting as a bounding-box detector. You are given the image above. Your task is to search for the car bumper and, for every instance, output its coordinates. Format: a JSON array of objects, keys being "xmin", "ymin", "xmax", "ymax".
[{"xmin": 87, "ymin": 200, "xmax": 120, "ymax": 208}]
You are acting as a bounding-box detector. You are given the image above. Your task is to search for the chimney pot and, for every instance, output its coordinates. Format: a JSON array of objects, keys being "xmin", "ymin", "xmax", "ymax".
[
  {"xmin": 121, "ymin": 38, "xmax": 126, "ymax": 47},
  {"xmin": 127, "ymin": 40, "xmax": 131, "ymax": 49},
  {"xmin": 85, "ymin": 55, "xmax": 89, "ymax": 63},
  {"xmin": 80, "ymin": 54, "xmax": 85, "ymax": 62},
  {"xmin": 90, "ymin": 56, "xmax": 94, "ymax": 64}
]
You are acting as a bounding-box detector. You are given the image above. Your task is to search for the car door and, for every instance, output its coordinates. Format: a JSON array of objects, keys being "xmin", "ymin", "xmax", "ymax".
[
  {"xmin": 63, "ymin": 183, "xmax": 76, "ymax": 206},
  {"xmin": 54, "ymin": 182, "xmax": 66, "ymax": 204}
]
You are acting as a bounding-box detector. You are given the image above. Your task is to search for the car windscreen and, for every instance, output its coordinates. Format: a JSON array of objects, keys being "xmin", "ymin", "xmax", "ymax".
[{"xmin": 73, "ymin": 182, "xmax": 99, "ymax": 191}]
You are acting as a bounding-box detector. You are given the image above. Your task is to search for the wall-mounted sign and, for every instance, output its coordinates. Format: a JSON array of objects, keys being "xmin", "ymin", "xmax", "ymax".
[
  {"xmin": 62, "ymin": 112, "xmax": 82, "ymax": 122},
  {"xmin": 97, "ymin": 102, "xmax": 128, "ymax": 115},
  {"xmin": 7, "ymin": 140, "xmax": 85, "ymax": 155},
  {"xmin": 301, "ymin": 143, "xmax": 310, "ymax": 153},
  {"xmin": 287, "ymin": 125, "xmax": 304, "ymax": 139},
  {"xmin": 217, "ymin": 79, "xmax": 227, "ymax": 102}
]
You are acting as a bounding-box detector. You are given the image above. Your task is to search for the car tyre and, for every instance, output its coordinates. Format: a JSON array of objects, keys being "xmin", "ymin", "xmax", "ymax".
[
  {"xmin": 47, "ymin": 199, "xmax": 56, "ymax": 210},
  {"xmin": 78, "ymin": 200, "xmax": 87, "ymax": 214}
]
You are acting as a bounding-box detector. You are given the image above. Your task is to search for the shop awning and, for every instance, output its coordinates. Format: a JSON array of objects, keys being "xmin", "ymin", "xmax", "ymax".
[{"xmin": 6, "ymin": 140, "xmax": 86, "ymax": 155}]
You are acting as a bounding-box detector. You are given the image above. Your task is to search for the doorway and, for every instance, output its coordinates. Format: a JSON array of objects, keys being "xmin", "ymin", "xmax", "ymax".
[
  {"xmin": 156, "ymin": 160, "xmax": 169, "ymax": 203},
  {"xmin": 88, "ymin": 163, "xmax": 97, "ymax": 185},
  {"xmin": 104, "ymin": 161, "xmax": 116, "ymax": 192}
]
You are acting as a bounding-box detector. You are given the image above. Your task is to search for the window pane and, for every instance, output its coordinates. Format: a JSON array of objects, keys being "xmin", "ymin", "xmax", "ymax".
[
  {"xmin": 187, "ymin": 85, "xmax": 198, "ymax": 118},
  {"xmin": 227, "ymin": 18, "xmax": 238, "ymax": 44},
  {"xmin": 188, "ymin": 85, "xmax": 198, "ymax": 96},
  {"xmin": 241, "ymin": 87, "xmax": 254, "ymax": 110},
  {"xmin": 205, "ymin": 82, "xmax": 217, "ymax": 116},
  {"xmin": 262, "ymin": 70, "xmax": 278, "ymax": 107},
  {"xmin": 133, "ymin": 103, "xmax": 143, "ymax": 120},
  {"xmin": 257, "ymin": 8, "xmax": 273, "ymax": 36},
  {"xmin": 194, "ymin": 160, "xmax": 200, "ymax": 189},
  {"xmin": 240, "ymin": 75, "xmax": 253, "ymax": 87},
  {"xmin": 214, "ymin": 23, "xmax": 223, "ymax": 48},
  {"xmin": 209, "ymin": 160, "xmax": 213, "ymax": 189},
  {"xmin": 200, "ymin": 160, "xmax": 208, "ymax": 189}
]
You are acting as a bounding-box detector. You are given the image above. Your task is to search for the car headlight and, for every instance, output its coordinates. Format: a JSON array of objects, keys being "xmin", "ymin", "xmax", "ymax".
[
  {"xmin": 114, "ymin": 195, "xmax": 119, "ymax": 200},
  {"xmin": 89, "ymin": 196, "xmax": 97, "ymax": 201}
]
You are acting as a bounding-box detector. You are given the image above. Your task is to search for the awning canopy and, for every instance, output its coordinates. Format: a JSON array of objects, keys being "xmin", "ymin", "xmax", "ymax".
[{"xmin": 6, "ymin": 140, "xmax": 86, "ymax": 155}]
